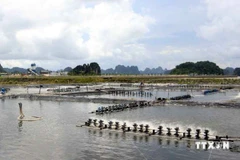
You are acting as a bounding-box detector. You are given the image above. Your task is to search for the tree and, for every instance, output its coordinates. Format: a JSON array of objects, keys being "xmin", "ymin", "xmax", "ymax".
[
  {"xmin": 0, "ymin": 64, "xmax": 6, "ymax": 73},
  {"xmin": 69, "ymin": 62, "xmax": 101, "ymax": 75},
  {"xmin": 234, "ymin": 68, "xmax": 240, "ymax": 76},
  {"xmin": 170, "ymin": 62, "xmax": 195, "ymax": 74},
  {"xmin": 223, "ymin": 67, "xmax": 234, "ymax": 75},
  {"xmin": 90, "ymin": 62, "xmax": 101, "ymax": 74},
  {"xmin": 170, "ymin": 61, "xmax": 223, "ymax": 75}
]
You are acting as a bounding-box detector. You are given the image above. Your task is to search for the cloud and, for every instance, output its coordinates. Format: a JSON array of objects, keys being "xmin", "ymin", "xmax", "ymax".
[
  {"xmin": 0, "ymin": 0, "xmax": 154, "ymax": 69},
  {"xmin": 194, "ymin": 0, "xmax": 240, "ymax": 68},
  {"xmin": 1, "ymin": 0, "xmax": 239, "ymax": 71},
  {"xmin": 198, "ymin": 0, "xmax": 240, "ymax": 41}
]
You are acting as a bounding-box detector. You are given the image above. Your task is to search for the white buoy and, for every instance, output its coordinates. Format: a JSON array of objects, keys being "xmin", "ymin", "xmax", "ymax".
[{"xmin": 18, "ymin": 102, "xmax": 42, "ymax": 121}]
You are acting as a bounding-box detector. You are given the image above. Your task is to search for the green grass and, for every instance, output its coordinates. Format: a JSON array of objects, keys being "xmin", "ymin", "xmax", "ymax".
[{"xmin": 0, "ymin": 75, "xmax": 240, "ymax": 86}]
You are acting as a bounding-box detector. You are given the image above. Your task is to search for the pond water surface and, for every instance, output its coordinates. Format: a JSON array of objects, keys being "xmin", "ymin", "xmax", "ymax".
[{"xmin": 1, "ymin": 87, "xmax": 240, "ymax": 160}]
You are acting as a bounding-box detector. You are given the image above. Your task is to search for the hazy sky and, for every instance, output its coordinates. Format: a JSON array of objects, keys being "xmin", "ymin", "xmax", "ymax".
[{"xmin": 0, "ymin": 0, "xmax": 240, "ymax": 70}]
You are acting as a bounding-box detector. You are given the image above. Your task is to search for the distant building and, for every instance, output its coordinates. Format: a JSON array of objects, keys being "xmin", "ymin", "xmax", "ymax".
[
  {"xmin": 49, "ymin": 71, "xmax": 68, "ymax": 76},
  {"xmin": 49, "ymin": 71, "xmax": 61, "ymax": 76},
  {"xmin": 40, "ymin": 70, "xmax": 51, "ymax": 75},
  {"xmin": 0, "ymin": 73, "xmax": 8, "ymax": 76},
  {"xmin": 28, "ymin": 63, "xmax": 39, "ymax": 76}
]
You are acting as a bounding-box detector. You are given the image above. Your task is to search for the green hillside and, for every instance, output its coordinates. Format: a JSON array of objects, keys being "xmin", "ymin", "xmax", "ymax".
[{"xmin": 170, "ymin": 61, "xmax": 223, "ymax": 75}]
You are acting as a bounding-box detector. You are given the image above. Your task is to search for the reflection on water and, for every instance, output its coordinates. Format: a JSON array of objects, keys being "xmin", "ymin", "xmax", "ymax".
[{"xmin": 0, "ymin": 95, "xmax": 240, "ymax": 160}]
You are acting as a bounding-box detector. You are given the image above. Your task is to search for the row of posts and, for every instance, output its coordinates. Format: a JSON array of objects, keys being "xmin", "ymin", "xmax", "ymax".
[
  {"xmin": 166, "ymin": 84, "xmax": 212, "ymax": 89},
  {"xmin": 85, "ymin": 119, "xmax": 210, "ymax": 140},
  {"xmin": 109, "ymin": 91, "xmax": 153, "ymax": 97}
]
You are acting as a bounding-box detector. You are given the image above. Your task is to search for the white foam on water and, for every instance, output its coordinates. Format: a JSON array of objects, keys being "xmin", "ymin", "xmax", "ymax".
[
  {"xmin": 234, "ymin": 92, "xmax": 240, "ymax": 99},
  {"xmin": 193, "ymin": 95, "xmax": 204, "ymax": 97},
  {"xmin": 89, "ymin": 117, "xmax": 218, "ymax": 136}
]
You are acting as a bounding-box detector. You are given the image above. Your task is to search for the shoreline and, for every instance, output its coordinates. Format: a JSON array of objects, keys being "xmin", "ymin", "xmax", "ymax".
[
  {"xmin": 1, "ymin": 81, "xmax": 240, "ymax": 108},
  {"xmin": 1, "ymin": 75, "xmax": 240, "ymax": 86}
]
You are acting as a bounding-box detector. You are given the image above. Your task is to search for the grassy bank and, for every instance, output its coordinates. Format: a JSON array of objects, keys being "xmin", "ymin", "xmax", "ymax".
[{"xmin": 0, "ymin": 75, "xmax": 240, "ymax": 86}]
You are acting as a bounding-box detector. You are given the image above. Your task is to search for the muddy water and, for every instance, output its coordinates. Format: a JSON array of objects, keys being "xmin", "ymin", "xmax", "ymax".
[{"xmin": 0, "ymin": 96, "xmax": 240, "ymax": 160}]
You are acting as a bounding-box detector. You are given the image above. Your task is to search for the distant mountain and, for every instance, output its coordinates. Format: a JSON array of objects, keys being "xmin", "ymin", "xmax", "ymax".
[
  {"xmin": 115, "ymin": 65, "xmax": 140, "ymax": 74},
  {"xmin": 102, "ymin": 65, "xmax": 167, "ymax": 74},
  {"xmin": 234, "ymin": 68, "xmax": 240, "ymax": 76},
  {"xmin": 101, "ymin": 68, "xmax": 114, "ymax": 74},
  {"xmin": 0, "ymin": 64, "xmax": 6, "ymax": 73},
  {"xmin": 4, "ymin": 67, "xmax": 45, "ymax": 74},
  {"xmin": 140, "ymin": 66, "xmax": 164, "ymax": 74},
  {"xmin": 102, "ymin": 65, "xmax": 140, "ymax": 74},
  {"xmin": 163, "ymin": 68, "xmax": 172, "ymax": 74},
  {"xmin": 4, "ymin": 67, "xmax": 27, "ymax": 74},
  {"xmin": 223, "ymin": 67, "xmax": 234, "ymax": 75},
  {"xmin": 63, "ymin": 67, "xmax": 72, "ymax": 72},
  {"xmin": 35, "ymin": 67, "xmax": 45, "ymax": 73}
]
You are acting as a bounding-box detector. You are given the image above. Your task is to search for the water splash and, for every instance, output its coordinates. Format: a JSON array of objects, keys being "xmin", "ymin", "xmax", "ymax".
[
  {"xmin": 234, "ymin": 92, "xmax": 240, "ymax": 99},
  {"xmin": 89, "ymin": 117, "xmax": 218, "ymax": 136}
]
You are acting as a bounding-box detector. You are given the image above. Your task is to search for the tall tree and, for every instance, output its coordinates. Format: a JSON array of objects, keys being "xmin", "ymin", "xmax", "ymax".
[
  {"xmin": 69, "ymin": 62, "xmax": 101, "ymax": 75},
  {"xmin": 0, "ymin": 64, "xmax": 6, "ymax": 73},
  {"xmin": 234, "ymin": 68, "xmax": 240, "ymax": 76},
  {"xmin": 170, "ymin": 61, "xmax": 223, "ymax": 75}
]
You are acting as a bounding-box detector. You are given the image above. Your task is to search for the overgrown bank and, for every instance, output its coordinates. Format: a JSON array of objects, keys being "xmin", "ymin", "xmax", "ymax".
[{"xmin": 0, "ymin": 75, "xmax": 240, "ymax": 86}]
